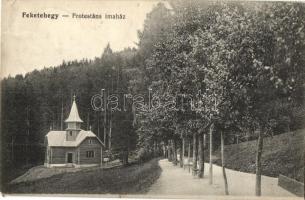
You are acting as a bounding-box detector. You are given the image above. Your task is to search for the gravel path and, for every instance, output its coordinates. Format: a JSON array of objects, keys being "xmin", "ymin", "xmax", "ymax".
[{"xmin": 147, "ymin": 159, "xmax": 297, "ymax": 198}]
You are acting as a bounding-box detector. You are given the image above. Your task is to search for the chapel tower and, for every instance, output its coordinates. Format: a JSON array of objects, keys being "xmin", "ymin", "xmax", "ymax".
[{"xmin": 65, "ymin": 95, "xmax": 83, "ymax": 141}]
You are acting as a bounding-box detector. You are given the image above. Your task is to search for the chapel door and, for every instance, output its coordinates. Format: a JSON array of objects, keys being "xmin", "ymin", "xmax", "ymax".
[{"xmin": 67, "ymin": 153, "xmax": 73, "ymax": 163}]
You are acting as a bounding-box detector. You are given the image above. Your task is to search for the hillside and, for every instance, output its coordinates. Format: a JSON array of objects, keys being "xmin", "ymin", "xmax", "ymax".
[
  {"xmin": 5, "ymin": 158, "xmax": 161, "ymax": 194},
  {"xmin": 214, "ymin": 129, "xmax": 304, "ymax": 182}
]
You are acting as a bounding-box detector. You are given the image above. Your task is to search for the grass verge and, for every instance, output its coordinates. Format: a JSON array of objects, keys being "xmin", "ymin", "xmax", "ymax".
[
  {"xmin": 212, "ymin": 129, "xmax": 304, "ymax": 182},
  {"xmin": 5, "ymin": 158, "xmax": 162, "ymax": 194}
]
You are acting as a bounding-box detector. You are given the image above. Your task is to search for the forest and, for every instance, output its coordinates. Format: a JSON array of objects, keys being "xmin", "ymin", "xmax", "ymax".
[{"xmin": 1, "ymin": 1, "xmax": 305, "ymax": 196}]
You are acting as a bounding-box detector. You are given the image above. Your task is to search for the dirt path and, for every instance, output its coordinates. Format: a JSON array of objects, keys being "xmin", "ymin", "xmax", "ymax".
[{"xmin": 147, "ymin": 159, "xmax": 297, "ymax": 198}]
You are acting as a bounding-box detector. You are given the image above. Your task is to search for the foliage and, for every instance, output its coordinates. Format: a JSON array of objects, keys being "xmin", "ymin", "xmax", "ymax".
[
  {"xmin": 134, "ymin": 1, "xmax": 305, "ymax": 151},
  {"xmin": 1, "ymin": 45, "xmax": 138, "ymax": 168}
]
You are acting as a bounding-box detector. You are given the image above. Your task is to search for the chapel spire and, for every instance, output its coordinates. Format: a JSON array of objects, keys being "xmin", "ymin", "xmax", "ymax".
[{"xmin": 65, "ymin": 95, "xmax": 83, "ymax": 123}]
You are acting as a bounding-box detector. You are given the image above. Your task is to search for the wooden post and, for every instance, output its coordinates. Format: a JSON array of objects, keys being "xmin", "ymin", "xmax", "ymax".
[
  {"xmin": 101, "ymin": 147, "xmax": 104, "ymax": 167},
  {"xmin": 108, "ymin": 110, "xmax": 112, "ymax": 151},
  {"xmin": 103, "ymin": 89, "xmax": 107, "ymax": 146}
]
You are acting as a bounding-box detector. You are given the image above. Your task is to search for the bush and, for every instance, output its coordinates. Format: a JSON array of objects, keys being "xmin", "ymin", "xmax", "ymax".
[{"xmin": 135, "ymin": 148, "xmax": 154, "ymax": 162}]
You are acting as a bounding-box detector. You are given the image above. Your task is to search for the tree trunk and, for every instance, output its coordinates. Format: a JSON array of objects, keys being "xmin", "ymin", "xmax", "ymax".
[
  {"xmin": 11, "ymin": 136, "xmax": 14, "ymax": 162},
  {"xmin": 153, "ymin": 140, "xmax": 157, "ymax": 157},
  {"xmin": 173, "ymin": 139, "xmax": 178, "ymax": 165},
  {"xmin": 180, "ymin": 138, "xmax": 184, "ymax": 168},
  {"xmin": 255, "ymin": 128, "xmax": 264, "ymax": 196},
  {"xmin": 188, "ymin": 138, "xmax": 191, "ymax": 173},
  {"xmin": 209, "ymin": 123, "xmax": 213, "ymax": 184},
  {"xmin": 168, "ymin": 140, "xmax": 172, "ymax": 161},
  {"xmin": 192, "ymin": 134, "xmax": 198, "ymax": 176},
  {"xmin": 221, "ymin": 132, "xmax": 229, "ymax": 195},
  {"xmin": 157, "ymin": 142, "xmax": 161, "ymax": 156},
  {"xmin": 198, "ymin": 133, "xmax": 204, "ymax": 178}
]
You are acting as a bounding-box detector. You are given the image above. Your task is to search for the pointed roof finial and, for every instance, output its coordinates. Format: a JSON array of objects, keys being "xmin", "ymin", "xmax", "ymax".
[
  {"xmin": 89, "ymin": 125, "xmax": 92, "ymax": 131},
  {"xmin": 50, "ymin": 125, "xmax": 52, "ymax": 130},
  {"xmin": 65, "ymin": 95, "xmax": 83, "ymax": 123}
]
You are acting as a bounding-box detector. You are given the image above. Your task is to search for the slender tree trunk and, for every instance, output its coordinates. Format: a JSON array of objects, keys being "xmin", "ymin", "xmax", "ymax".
[
  {"xmin": 221, "ymin": 131, "xmax": 229, "ymax": 195},
  {"xmin": 188, "ymin": 138, "xmax": 191, "ymax": 173},
  {"xmin": 171, "ymin": 140, "xmax": 174, "ymax": 161},
  {"xmin": 168, "ymin": 140, "xmax": 172, "ymax": 161},
  {"xmin": 11, "ymin": 137, "xmax": 14, "ymax": 162},
  {"xmin": 198, "ymin": 133, "xmax": 204, "ymax": 178},
  {"xmin": 192, "ymin": 134, "xmax": 198, "ymax": 176},
  {"xmin": 153, "ymin": 140, "xmax": 156, "ymax": 157},
  {"xmin": 203, "ymin": 134, "xmax": 205, "ymax": 175},
  {"xmin": 209, "ymin": 123, "xmax": 213, "ymax": 184},
  {"xmin": 173, "ymin": 139, "xmax": 178, "ymax": 165},
  {"xmin": 163, "ymin": 144, "xmax": 166, "ymax": 158},
  {"xmin": 180, "ymin": 138, "xmax": 184, "ymax": 168},
  {"xmin": 255, "ymin": 129, "xmax": 264, "ymax": 196}
]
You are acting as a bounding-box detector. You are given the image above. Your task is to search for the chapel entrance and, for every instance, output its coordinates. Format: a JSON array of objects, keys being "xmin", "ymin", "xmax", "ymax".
[{"xmin": 67, "ymin": 153, "xmax": 73, "ymax": 163}]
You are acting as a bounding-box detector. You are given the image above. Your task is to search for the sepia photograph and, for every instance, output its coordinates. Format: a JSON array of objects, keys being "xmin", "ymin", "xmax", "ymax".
[{"xmin": 1, "ymin": 0, "xmax": 305, "ymax": 198}]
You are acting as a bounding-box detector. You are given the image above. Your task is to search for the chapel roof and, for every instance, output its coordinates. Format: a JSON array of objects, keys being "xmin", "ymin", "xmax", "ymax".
[{"xmin": 45, "ymin": 130, "xmax": 104, "ymax": 147}]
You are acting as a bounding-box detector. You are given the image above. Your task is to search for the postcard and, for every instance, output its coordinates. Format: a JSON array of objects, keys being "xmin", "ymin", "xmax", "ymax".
[{"xmin": 1, "ymin": 0, "xmax": 304, "ymax": 199}]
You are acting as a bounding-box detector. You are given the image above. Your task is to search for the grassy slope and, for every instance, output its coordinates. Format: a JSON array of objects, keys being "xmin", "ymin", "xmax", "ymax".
[
  {"xmin": 5, "ymin": 158, "xmax": 161, "ymax": 194},
  {"xmin": 213, "ymin": 129, "xmax": 304, "ymax": 182}
]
